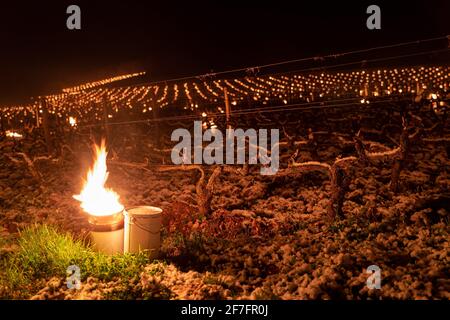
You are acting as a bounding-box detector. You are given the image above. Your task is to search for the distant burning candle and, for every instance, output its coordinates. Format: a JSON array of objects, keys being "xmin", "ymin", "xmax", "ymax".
[
  {"xmin": 5, "ymin": 130, "xmax": 23, "ymax": 139},
  {"xmin": 69, "ymin": 117, "xmax": 77, "ymax": 127},
  {"xmin": 73, "ymin": 140, "xmax": 125, "ymax": 254}
]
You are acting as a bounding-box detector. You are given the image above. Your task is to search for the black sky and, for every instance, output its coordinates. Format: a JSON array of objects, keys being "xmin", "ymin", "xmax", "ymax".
[{"xmin": 0, "ymin": 0, "xmax": 449, "ymax": 105}]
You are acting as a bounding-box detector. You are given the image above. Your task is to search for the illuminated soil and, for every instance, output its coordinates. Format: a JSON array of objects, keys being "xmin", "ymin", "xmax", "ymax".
[{"xmin": 0, "ymin": 117, "xmax": 449, "ymax": 300}]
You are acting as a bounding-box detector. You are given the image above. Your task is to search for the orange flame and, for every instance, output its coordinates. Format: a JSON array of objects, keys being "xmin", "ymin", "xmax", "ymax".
[
  {"xmin": 6, "ymin": 130, "xmax": 23, "ymax": 138},
  {"xmin": 73, "ymin": 140, "xmax": 124, "ymax": 216}
]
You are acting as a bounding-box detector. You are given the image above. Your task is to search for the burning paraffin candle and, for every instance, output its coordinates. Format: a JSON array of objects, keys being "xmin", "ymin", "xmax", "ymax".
[
  {"xmin": 73, "ymin": 140, "xmax": 125, "ymax": 254},
  {"xmin": 5, "ymin": 130, "xmax": 23, "ymax": 139},
  {"xmin": 69, "ymin": 116, "xmax": 77, "ymax": 127}
]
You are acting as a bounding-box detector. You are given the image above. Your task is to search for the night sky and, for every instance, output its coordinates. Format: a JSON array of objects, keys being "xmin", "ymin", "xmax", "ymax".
[{"xmin": 0, "ymin": 0, "xmax": 448, "ymax": 105}]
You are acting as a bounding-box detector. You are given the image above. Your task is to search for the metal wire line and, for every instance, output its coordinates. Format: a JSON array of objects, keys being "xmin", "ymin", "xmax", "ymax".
[
  {"xmin": 48, "ymin": 47, "xmax": 450, "ymax": 106},
  {"xmin": 250, "ymin": 48, "xmax": 450, "ymax": 79},
  {"xmin": 30, "ymin": 35, "xmax": 448, "ymax": 100},
  {"xmin": 66, "ymin": 47, "xmax": 448, "ymax": 127},
  {"xmin": 4, "ymin": 39, "xmax": 445, "ymax": 109},
  {"xmin": 76, "ymin": 95, "xmax": 412, "ymax": 129},
  {"xmin": 124, "ymin": 35, "xmax": 449, "ymax": 88}
]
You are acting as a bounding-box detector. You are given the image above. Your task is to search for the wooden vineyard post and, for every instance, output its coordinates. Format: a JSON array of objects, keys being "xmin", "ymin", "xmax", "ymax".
[
  {"xmin": 416, "ymin": 82, "xmax": 421, "ymax": 95},
  {"xmin": 151, "ymin": 88, "xmax": 161, "ymax": 148},
  {"xmin": 224, "ymin": 87, "xmax": 231, "ymax": 130},
  {"xmin": 390, "ymin": 124, "xmax": 409, "ymax": 193},
  {"xmin": 289, "ymin": 76, "xmax": 293, "ymax": 104},
  {"xmin": 35, "ymin": 104, "xmax": 40, "ymax": 128},
  {"xmin": 328, "ymin": 164, "xmax": 350, "ymax": 219},
  {"xmin": 0, "ymin": 111, "xmax": 4, "ymax": 133},
  {"xmin": 102, "ymin": 95, "xmax": 110, "ymax": 141},
  {"xmin": 41, "ymin": 98, "xmax": 53, "ymax": 155}
]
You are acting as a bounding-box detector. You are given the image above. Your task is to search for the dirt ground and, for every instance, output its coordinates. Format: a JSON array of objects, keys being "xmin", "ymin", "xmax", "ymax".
[{"xmin": 0, "ymin": 115, "xmax": 448, "ymax": 300}]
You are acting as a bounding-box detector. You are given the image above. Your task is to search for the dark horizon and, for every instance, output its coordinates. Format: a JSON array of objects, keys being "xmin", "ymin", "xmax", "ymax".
[{"xmin": 0, "ymin": 0, "xmax": 449, "ymax": 105}]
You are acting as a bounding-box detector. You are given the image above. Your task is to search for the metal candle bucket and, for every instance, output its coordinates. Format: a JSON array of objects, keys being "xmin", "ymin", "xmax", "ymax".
[
  {"xmin": 124, "ymin": 206, "xmax": 162, "ymax": 258},
  {"xmin": 88, "ymin": 210, "xmax": 124, "ymax": 254}
]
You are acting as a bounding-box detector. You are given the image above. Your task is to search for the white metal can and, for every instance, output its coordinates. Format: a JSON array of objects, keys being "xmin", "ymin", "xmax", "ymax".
[
  {"xmin": 88, "ymin": 210, "xmax": 124, "ymax": 255},
  {"xmin": 123, "ymin": 206, "xmax": 162, "ymax": 258}
]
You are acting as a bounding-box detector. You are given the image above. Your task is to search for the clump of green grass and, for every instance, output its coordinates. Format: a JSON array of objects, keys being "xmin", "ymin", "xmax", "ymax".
[
  {"xmin": 0, "ymin": 224, "xmax": 151, "ymax": 298},
  {"xmin": 0, "ymin": 236, "xmax": 6, "ymax": 249}
]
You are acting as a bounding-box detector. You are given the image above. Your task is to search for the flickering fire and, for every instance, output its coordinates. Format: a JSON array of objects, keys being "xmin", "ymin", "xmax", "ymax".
[
  {"xmin": 69, "ymin": 117, "xmax": 77, "ymax": 127},
  {"xmin": 73, "ymin": 140, "xmax": 124, "ymax": 216}
]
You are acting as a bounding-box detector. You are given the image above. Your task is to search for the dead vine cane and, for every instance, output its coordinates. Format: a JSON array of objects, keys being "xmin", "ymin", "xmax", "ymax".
[{"xmin": 157, "ymin": 165, "xmax": 223, "ymax": 216}]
